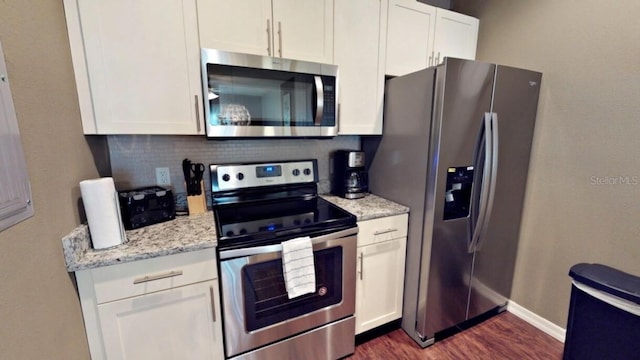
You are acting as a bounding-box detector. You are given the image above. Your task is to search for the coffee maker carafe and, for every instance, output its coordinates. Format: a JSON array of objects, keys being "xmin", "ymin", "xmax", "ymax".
[{"xmin": 331, "ymin": 150, "xmax": 368, "ymax": 199}]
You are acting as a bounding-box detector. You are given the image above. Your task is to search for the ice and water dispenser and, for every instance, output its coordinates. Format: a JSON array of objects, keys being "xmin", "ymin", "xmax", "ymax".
[{"xmin": 443, "ymin": 166, "xmax": 474, "ymax": 221}]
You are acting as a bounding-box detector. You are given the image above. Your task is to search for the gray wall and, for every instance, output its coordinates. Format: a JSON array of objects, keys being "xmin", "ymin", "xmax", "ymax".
[
  {"xmin": 0, "ymin": 1, "xmax": 95, "ymax": 358},
  {"xmin": 456, "ymin": 0, "xmax": 640, "ymax": 327}
]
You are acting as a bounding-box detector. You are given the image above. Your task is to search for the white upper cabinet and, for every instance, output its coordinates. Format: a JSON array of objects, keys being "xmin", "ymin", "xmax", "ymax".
[
  {"xmin": 64, "ymin": 0, "xmax": 204, "ymax": 135},
  {"xmin": 198, "ymin": 0, "xmax": 334, "ymax": 64},
  {"xmin": 197, "ymin": 0, "xmax": 273, "ymax": 57},
  {"xmin": 334, "ymin": 0, "xmax": 387, "ymax": 135},
  {"xmin": 386, "ymin": 0, "xmax": 436, "ymax": 77},
  {"xmin": 385, "ymin": 0, "xmax": 478, "ymax": 76},
  {"xmin": 432, "ymin": 9, "xmax": 479, "ymax": 64}
]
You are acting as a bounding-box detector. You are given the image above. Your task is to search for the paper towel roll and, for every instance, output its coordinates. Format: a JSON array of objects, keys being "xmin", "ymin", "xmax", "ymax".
[{"xmin": 80, "ymin": 177, "xmax": 127, "ymax": 249}]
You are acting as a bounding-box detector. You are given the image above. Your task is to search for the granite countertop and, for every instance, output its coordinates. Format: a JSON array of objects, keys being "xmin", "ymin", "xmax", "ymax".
[
  {"xmin": 62, "ymin": 194, "xmax": 408, "ymax": 272},
  {"xmin": 62, "ymin": 212, "xmax": 217, "ymax": 272},
  {"xmin": 321, "ymin": 193, "xmax": 409, "ymax": 221}
]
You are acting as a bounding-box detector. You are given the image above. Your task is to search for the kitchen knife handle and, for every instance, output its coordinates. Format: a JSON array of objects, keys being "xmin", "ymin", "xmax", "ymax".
[{"xmin": 133, "ymin": 270, "xmax": 183, "ymax": 284}]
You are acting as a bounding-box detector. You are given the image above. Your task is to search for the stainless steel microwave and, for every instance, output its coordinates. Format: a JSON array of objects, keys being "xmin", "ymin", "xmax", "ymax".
[{"xmin": 201, "ymin": 49, "xmax": 338, "ymax": 138}]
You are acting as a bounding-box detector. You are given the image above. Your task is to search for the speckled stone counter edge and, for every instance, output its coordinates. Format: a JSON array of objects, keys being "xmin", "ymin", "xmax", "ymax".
[
  {"xmin": 62, "ymin": 194, "xmax": 408, "ymax": 272},
  {"xmin": 62, "ymin": 212, "xmax": 217, "ymax": 272},
  {"xmin": 320, "ymin": 193, "xmax": 409, "ymax": 221}
]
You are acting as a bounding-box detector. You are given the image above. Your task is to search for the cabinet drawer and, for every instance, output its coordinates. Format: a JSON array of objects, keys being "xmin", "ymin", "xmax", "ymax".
[
  {"xmin": 357, "ymin": 214, "xmax": 408, "ymax": 247},
  {"xmin": 90, "ymin": 248, "xmax": 217, "ymax": 304}
]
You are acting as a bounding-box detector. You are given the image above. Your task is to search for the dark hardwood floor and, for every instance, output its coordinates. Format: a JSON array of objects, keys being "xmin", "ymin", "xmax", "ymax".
[{"xmin": 349, "ymin": 312, "xmax": 564, "ymax": 359}]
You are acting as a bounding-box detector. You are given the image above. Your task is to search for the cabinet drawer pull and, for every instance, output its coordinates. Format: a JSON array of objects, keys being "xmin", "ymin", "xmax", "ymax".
[
  {"xmin": 132, "ymin": 270, "xmax": 183, "ymax": 284},
  {"xmin": 359, "ymin": 252, "xmax": 364, "ymax": 280},
  {"xmin": 374, "ymin": 228, "xmax": 398, "ymax": 236}
]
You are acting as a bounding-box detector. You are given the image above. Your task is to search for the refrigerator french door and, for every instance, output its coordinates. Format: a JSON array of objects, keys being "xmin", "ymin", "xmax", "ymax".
[{"xmin": 366, "ymin": 58, "xmax": 541, "ymax": 347}]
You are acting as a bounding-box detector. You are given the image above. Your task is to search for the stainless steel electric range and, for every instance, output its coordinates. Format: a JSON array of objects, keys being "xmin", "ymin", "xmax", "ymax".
[{"xmin": 210, "ymin": 159, "xmax": 358, "ymax": 360}]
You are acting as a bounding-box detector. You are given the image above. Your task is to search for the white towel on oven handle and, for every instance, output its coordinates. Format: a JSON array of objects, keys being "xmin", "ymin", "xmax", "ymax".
[{"xmin": 281, "ymin": 236, "xmax": 316, "ymax": 299}]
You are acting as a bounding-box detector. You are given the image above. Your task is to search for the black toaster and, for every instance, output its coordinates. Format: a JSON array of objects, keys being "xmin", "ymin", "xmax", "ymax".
[{"xmin": 118, "ymin": 186, "xmax": 176, "ymax": 230}]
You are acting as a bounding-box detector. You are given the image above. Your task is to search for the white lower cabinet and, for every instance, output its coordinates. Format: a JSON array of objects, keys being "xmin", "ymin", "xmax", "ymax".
[
  {"xmin": 355, "ymin": 214, "xmax": 408, "ymax": 334},
  {"xmin": 75, "ymin": 248, "xmax": 223, "ymax": 359}
]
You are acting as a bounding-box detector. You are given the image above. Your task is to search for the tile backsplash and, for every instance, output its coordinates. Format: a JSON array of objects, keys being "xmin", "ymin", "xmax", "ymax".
[{"xmin": 108, "ymin": 135, "xmax": 360, "ymax": 199}]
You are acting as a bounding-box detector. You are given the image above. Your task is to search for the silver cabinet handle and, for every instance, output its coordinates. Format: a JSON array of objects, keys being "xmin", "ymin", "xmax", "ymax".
[
  {"xmin": 359, "ymin": 252, "xmax": 364, "ymax": 280},
  {"xmin": 374, "ymin": 228, "xmax": 398, "ymax": 236},
  {"xmin": 133, "ymin": 270, "xmax": 183, "ymax": 284},
  {"xmin": 277, "ymin": 21, "xmax": 283, "ymax": 57},
  {"xmin": 194, "ymin": 95, "xmax": 201, "ymax": 133},
  {"xmin": 266, "ymin": 19, "xmax": 272, "ymax": 56},
  {"xmin": 209, "ymin": 285, "xmax": 217, "ymax": 322}
]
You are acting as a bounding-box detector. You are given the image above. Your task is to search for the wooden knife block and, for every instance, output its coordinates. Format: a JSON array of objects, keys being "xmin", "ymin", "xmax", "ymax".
[{"xmin": 186, "ymin": 182, "xmax": 207, "ymax": 215}]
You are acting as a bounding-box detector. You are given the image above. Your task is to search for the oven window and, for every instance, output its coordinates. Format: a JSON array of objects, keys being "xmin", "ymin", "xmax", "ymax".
[{"xmin": 242, "ymin": 247, "xmax": 343, "ymax": 331}]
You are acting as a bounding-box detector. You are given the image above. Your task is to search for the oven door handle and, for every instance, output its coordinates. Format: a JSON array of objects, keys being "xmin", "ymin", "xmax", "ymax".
[{"xmin": 218, "ymin": 227, "xmax": 358, "ymax": 260}]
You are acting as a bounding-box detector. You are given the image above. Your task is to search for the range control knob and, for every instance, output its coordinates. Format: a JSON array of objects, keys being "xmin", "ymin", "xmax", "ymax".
[
  {"xmin": 222, "ymin": 174, "xmax": 230, "ymax": 182},
  {"xmin": 292, "ymin": 169, "xmax": 300, "ymax": 176},
  {"xmin": 237, "ymin": 173, "xmax": 244, "ymax": 180},
  {"xmin": 303, "ymin": 168, "xmax": 311, "ymax": 176}
]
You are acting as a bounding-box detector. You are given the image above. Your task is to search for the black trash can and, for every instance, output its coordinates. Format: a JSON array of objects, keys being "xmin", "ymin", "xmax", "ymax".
[{"xmin": 563, "ymin": 263, "xmax": 640, "ymax": 360}]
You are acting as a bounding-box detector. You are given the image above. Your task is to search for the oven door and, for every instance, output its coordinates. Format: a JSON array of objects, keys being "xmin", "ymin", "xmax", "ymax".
[{"xmin": 218, "ymin": 227, "xmax": 357, "ymax": 358}]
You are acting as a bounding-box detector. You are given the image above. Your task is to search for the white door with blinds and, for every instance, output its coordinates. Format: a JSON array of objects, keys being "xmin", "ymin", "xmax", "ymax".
[{"xmin": 0, "ymin": 41, "xmax": 34, "ymax": 232}]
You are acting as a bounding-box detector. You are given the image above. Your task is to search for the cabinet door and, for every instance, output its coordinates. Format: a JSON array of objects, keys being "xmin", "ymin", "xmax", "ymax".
[
  {"xmin": 334, "ymin": 0, "xmax": 386, "ymax": 135},
  {"xmin": 0, "ymin": 43, "xmax": 33, "ymax": 231},
  {"xmin": 432, "ymin": 9, "xmax": 479, "ymax": 65},
  {"xmin": 69, "ymin": 0, "xmax": 203, "ymax": 134},
  {"xmin": 271, "ymin": 0, "xmax": 334, "ymax": 63},
  {"xmin": 98, "ymin": 281, "xmax": 223, "ymax": 360},
  {"xmin": 197, "ymin": 0, "xmax": 273, "ymax": 56},
  {"xmin": 355, "ymin": 237, "xmax": 407, "ymax": 334},
  {"xmin": 385, "ymin": 0, "xmax": 436, "ymax": 76}
]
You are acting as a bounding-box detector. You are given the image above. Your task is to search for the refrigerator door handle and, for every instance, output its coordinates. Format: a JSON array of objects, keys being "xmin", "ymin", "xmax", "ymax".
[
  {"xmin": 474, "ymin": 112, "xmax": 499, "ymax": 251},
  {"xmin": 469, "ymin": 112, "xmax": 494, "ymax": 253}
]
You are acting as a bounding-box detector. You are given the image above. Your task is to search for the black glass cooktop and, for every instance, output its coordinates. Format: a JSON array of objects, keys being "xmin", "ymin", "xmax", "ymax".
[{"xmin": 213, "ymin": 196, "xmax": 356, "ymax": 250}]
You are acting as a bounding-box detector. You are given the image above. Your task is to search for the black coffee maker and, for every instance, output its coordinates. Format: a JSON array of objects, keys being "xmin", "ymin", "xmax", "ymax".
[{"xmin": 331, "ymin": 150, "xmax": 368, "ymax": 199}]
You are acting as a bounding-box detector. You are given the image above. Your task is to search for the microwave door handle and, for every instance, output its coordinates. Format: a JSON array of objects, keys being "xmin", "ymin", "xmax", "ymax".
[{"xmin": 313, "ymin": 76, "xmax": 324, "ymax": 125}]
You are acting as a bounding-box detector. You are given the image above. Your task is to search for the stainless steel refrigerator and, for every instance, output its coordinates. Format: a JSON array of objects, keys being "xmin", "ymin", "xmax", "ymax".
[{"xmin": 365, "ymin": 58, "xmax": 542, "ymax": 347}]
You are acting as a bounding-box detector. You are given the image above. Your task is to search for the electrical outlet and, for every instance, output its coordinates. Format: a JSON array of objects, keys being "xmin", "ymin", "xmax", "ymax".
[{"xmin": 155, "ymin": 167, "xmax": 171, "ymax": 186}]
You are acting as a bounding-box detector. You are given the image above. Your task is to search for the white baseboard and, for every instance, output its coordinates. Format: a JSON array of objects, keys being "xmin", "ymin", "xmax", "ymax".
[{"xmin": 506, "ymin": 300, "xmax": 566, "ymax": 343}]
